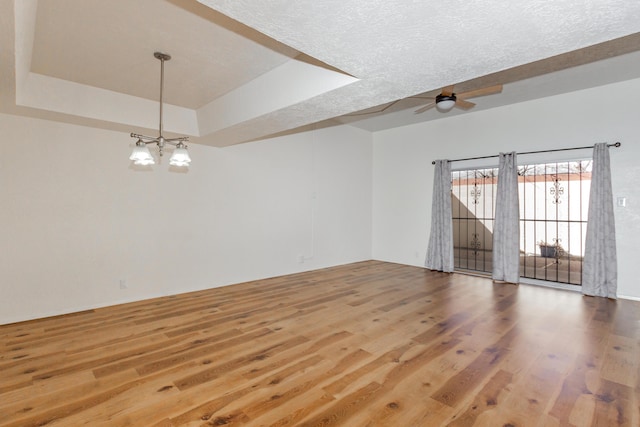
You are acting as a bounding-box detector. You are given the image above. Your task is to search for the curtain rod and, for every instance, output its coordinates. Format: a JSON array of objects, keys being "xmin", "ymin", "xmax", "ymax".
[{"xmin": 431, "ymin": 142, "xmax": 621, "ymax": 165}]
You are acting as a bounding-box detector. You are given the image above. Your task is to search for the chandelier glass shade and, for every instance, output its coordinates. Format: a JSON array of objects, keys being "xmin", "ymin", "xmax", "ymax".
[
  {"xmin": 129, "ymin": 52, "xmax": 191, "ymax": 167},
  {"xmin": 129, "ymin": 140, "xmax": 155, "ymax": 165},
  {"xmin": 168, "ymin": 142, "xmax": 191, "ymax": 167}
]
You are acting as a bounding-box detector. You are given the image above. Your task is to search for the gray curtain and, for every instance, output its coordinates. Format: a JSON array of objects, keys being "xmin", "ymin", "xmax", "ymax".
[
  {"xmin": 425, "ymin": 160, "xmax": 454, "ymax": 272},
  {"xmin": 583, "ymin": 143, "xmax": 617, "ymax": 298},
  {"xmin": 492, "ymin": 152, "xmax": 520, "ymax": 284}
]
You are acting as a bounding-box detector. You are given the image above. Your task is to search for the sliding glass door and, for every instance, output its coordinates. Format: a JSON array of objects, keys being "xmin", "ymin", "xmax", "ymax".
[{"xmin": 451, "ymin": 159, "xmax": 591, "ymax": 286}]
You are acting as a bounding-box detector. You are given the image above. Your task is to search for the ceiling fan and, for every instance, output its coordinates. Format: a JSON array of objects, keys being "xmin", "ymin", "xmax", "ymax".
[
  {"xmin": 343, "ymin": 83, "xmax": 503, "ymax": 118},
  {"xmin": 414, "ymin": 84, "xmax": 503, "ymax": 114}
]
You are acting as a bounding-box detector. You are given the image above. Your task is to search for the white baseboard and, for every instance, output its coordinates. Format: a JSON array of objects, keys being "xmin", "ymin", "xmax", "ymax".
[{"xmin": 617, "ymin": 294, "xmax": 640, "ymax": 302}]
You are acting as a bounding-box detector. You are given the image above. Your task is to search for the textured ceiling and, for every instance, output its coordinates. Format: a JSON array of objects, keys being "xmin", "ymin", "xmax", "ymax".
[{"xmin": 1, "ymin": 0, "xmax": 640, "ymax": 147}]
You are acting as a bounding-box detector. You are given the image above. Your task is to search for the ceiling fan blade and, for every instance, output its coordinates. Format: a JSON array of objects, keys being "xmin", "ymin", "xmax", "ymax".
[
  {"xmin": 456, "ymin": 84, "xmax": 503, "ymax": 99},
  {"xmin": 414, "ymin": 102, "xmax": 436, "ymax": 114},
  {"xmin": 440, "ymin": 85, "xmax": 455, "ymax": 96},
  {"xmin": 455, "ymin": 99, "xmax": 476, "ymax": 109}
]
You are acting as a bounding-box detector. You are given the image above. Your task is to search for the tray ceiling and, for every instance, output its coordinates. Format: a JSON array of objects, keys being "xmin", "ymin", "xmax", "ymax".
[{"xmin": 1, "ymin": 0, "xmax": 639, "ymax": 147}]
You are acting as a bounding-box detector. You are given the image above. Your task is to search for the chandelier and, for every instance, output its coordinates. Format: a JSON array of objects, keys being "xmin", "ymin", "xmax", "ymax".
[{"xmin": 129, "ymin": 52, "xmax": 191, "ymax": 167}]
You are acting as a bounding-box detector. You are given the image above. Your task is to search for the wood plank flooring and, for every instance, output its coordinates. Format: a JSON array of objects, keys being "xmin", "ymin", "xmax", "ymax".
[{"xmin": 1, "ymin": 260, "xmax": 639, "ymax": 426}]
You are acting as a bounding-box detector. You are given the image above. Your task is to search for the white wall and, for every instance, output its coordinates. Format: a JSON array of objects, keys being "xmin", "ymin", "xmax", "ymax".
[
  {"xmin": 372, "ymin": 77, "xmax": 640, "ymax": 300},
  {"xmin": 0, "ymin": 114, "xmax": 372, "ymax": 324}
]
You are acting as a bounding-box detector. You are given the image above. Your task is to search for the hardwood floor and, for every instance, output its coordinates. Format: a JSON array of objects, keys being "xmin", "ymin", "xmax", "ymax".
[{"xmin": 1, "ymin": 261, "xmax": 639, "ymax": 426}]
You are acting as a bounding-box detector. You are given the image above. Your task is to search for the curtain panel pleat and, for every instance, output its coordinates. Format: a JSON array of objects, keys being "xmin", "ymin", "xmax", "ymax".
[
  {"xmin": 583, "ymin": 143, "xmax": 617, "ymax": 298},
  {"xmin": 492, "ymin": 152, "xmax": 520, "ymax": 284},
  {"xmin": 425, "ymin": 160, "xmax": 454, "ymax": 272}
]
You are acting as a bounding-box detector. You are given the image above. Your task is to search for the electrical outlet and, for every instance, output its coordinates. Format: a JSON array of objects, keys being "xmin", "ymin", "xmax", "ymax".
[
  {"xmin": 119, "ymin": 279, "xmax": 127, "ymax": 289},
  {"xmin": 297, "ymin": 255, "xmax": 305, "ymax": 264}
]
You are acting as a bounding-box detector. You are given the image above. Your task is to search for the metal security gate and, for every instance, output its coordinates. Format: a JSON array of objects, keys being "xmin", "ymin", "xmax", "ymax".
[
  {"xmin": 451, "ymin": 168, "xmax": 498, "ymax": 275},
  {"xmin": 519, "ymin": 161, "xmax": 591, "ymax": 285},
  {"xmin": 451, "ymin": 160, "xmax": 591, "ymax": 285}
]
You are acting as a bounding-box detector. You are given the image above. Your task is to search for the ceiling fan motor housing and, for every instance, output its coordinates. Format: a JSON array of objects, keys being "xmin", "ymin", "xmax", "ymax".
[{"xmin": 436, "ymin": 93, "xmax": 456, "ymax": 103}]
